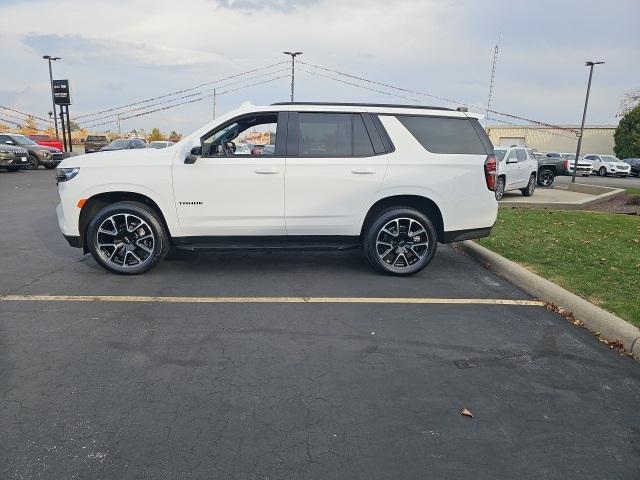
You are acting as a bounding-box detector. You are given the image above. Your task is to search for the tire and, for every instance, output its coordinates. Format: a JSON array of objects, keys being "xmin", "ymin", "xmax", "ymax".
[
  {"xmin": 495, "ymin": 176, "xmax": 505, "ymax": 200},
  {"xmin": 537, "ymin": 168, "xmax": 555, "ymax": 187},
  {"xmin": 44, "ymin": 164, "xmax": 56, "ymax": 170},
  {"xmin": 363, "ymin": 207, "xmax": 437, "ymax": 276},
  {"xmin": 520, "ymin": 174, "xmax": 536, "ymax": 196},
  {"xmin": 25, "ymin": 154, "xmax": 39, "ymax": 170},
  {"xmin": 86, "ymin": 201, "xmax": 169, "ymax": 275},
  {"xmin": 599, "ymin": 167, "xmax": 607, "ymax": 176}
]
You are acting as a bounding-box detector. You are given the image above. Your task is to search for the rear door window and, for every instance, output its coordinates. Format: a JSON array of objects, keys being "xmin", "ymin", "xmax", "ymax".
[{"xmin": 395, "ymin": 115, "xmax": 489, "ymax": 154}]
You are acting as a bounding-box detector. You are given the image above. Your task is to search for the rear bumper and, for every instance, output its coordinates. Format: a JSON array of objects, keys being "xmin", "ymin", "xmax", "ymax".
[{"xmin": 441, "ymin": 226, "xmax": 493, "ymax": 243}]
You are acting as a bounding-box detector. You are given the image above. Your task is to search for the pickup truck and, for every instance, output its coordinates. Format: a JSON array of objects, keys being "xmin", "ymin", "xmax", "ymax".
[
  {"xmin": 532, "ymin": 152, "xmax": 564, "ymax": 187},
  {"xmin": 85, "ymin": 135, "xmax": 109, "ymax": 153},
  {"xmin": 28, "ymin": 134, "xmax": 63, "ymax": 151}
]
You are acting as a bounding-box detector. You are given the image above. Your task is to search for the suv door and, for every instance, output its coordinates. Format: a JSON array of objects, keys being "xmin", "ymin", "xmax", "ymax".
[
  {"xmin": 172, "ymin": 112, "xmax": 286, "ymax": 236},
  {"xmin": 504, "ymin": 149, "xmax": 519, "ymax": 187},
  {"xmin": 515, "ymin": 149, "xmax": 530, "ymax": 186},
  {"xmin": 284, "ymin": 112, "xmax": 388, "ymax": 235}
]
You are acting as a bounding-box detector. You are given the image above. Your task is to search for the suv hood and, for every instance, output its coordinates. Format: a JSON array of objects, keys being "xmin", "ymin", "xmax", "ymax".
[{"xmin": 58, "ymin": 147, "xmax": 174, "ymax": 169}]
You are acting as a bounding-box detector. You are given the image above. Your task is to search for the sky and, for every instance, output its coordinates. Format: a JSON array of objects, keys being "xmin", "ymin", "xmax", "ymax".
[{"xmin": 0, "ymin": 0, "xmax": 638, "ymax": 135}]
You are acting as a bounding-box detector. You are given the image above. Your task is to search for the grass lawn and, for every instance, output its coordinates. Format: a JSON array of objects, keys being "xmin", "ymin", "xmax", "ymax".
[
  {"xmin": 626, "ymin": 187, "xmax": 640, "ymax": 196},
  {"xmin": 478, "ymin": 208, "xmax": 640, "ymax": 326}
]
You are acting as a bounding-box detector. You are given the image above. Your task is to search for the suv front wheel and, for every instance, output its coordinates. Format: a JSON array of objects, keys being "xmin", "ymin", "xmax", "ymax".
[
  {"xmin": 364, "ymin": 207, "xmax": 437, "ymax": 276},
  {"xmin": 87, "ymin": 201, "xmax": 169, "ymax": 275}
]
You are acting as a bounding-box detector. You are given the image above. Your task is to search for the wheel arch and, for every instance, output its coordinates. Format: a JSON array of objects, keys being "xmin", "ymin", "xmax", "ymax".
[
  {"xmin": 78, "ymin": 191, "xmax": 171, "ymax": 252},
  {"xmin": 360, "ymin": 195, "xmax": 445, "ymax": 242}
]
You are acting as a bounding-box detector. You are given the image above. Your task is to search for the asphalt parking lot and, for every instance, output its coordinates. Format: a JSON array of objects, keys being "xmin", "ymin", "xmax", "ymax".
[
  {"xmin": 1, "ymin": 169, "xmax": 639, "ymax": 480},
  {"xmin": 555, "ymin": 173, "xmax": 640, "ymax": 189}
]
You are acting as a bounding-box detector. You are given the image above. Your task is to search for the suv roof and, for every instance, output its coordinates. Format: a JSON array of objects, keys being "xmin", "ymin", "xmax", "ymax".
[{"xmin": 271, "ymin": 102, "xmax": 453, "ymax": 111}]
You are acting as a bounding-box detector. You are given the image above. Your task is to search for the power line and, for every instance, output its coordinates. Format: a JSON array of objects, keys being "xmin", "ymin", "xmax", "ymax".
[
  {"xmin": 299, "ymin": 60, "xmax": 579, "ymax": 134},
  {"xmin": 0, "ymin": 105, "xmax": 52, "ymax": 124},
  {"xmin": 75, "ymin": 61, "xmax": 288, "ymax": 121},
  {"xmin": 298, "ymin": 68, "xmax": 421, "ymax": 103},
  {"xmin": 83, "ymin": 74, "xmax": 289, "ymax": 130},
  {"xmin": 78, "ymin": 67, "xmax": 290, "ymax": 127},
  {"xmin": 0, "ymin": 110, "xmax": 53, "ymax": 129}
]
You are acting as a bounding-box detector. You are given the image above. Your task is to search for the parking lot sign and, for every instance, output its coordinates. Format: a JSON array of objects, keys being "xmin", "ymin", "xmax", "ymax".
[{"xmin": 53, "ymin": 79, "xmax": 71, "ymax": 105}]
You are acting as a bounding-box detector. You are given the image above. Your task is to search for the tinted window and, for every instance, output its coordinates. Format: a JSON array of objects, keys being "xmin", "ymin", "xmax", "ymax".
[
  {"xmin": 506, "ymin": 150, "xmax": 518, "ymax": 162},
  {"xmin": 494, "ymin": 149, "xmax": 506, "ymax": 162},
  {"xmin": 202, "ymin": 113, "xmax": 279, "ymax": 157},
  {"xmin": 396, "ymin": 115, "xmax": 487, "ymax": 154},
  {"xmin": 298, "ymin": 113, "xmax": 351, "ymax": 156},
  {"xmin": 516, "ymin": 149, "xmax": 527, "ymax": 162},
  {"xmin": 353, "ymin": 114, "xmax": 375, "ymax": 156}
]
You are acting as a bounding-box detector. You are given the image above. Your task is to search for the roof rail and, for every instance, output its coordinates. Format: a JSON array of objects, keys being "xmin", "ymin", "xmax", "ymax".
[{"xmin": 270, "ymin": 102, "xmax": 453, "ymax": 111}]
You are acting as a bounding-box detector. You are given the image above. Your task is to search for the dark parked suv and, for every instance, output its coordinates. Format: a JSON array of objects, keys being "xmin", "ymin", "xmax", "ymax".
[
  {"xmin": 0, "ymin": 143, "xmax": 29, "ymax": 171},
  {"xmin": 0, "ymin": 133, "xmax": 67, "ymax": 169},
  {"xmin": 85, "ymin": 135, "xmax": 109, "ymax": 153},
  {"xmin": 623, "ymin": 158, "xmax": 640, "ymax": 176}
]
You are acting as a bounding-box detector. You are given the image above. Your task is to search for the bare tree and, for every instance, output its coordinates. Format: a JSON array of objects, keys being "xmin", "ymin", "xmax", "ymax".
[{"xmin": 618, "ymin": 89, "xmax": 640, "ymax": 117}]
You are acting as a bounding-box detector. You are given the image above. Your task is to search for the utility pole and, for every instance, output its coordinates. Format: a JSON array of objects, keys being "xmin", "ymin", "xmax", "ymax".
[
  {"xmin": 485, "ymin": 33, "xmax": 500, "ymax": 128},
  {"xmin": 213, "ymin": 88, "xmax": 217, "ymax": 119},
  {"xmin": 572, "ymin": 61, "xmax": 605, "ymax": 183},
  {"xmin": 283, "ymin": 51, "xmax": 302, "ymax": 102},
  {"xmin": 43, "ymin": 55, "xmax": 61, "ymax": 139}
]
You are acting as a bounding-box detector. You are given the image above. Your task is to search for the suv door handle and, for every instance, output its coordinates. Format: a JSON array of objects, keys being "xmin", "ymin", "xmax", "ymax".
[
  {"xmin": 351, "ymin": 168, "xmax": 376, "ymax": 174},
  {"xmin": 254, "ymin": 168, "xmax": 280, "ymax": 174}
]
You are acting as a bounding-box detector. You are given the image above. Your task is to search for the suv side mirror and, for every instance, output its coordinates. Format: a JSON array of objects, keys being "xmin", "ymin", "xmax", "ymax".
[
  {"xmin": 185, "ymin": 146, "xmax": 201, "ymax": 164},
  {"xmin": 4, "ymin": 140, "xmax": 14, "ymax": 145}
]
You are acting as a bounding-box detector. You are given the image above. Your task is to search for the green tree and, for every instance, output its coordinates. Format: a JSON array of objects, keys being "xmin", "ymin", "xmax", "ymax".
[
  {"xmin": 148, "ymin": 128, "xmax": 164, "ymax": 142},
  {"xmin": 613, "ymin": 104, "xmax": 640, "ymax": 159}
]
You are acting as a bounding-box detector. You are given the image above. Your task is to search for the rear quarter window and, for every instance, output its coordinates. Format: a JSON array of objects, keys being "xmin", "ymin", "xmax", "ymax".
[{"xmin": 395, "ymin": 115, "xmax": 490, "ymax": 155}]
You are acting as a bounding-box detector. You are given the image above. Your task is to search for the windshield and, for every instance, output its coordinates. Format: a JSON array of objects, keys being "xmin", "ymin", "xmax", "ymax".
[
  {"xmin": 564, "ymin": 154, "xmax": 575, "ymax": 160},
  {"xmin": 601, "ymin": 155, "xmax": 620, "ymax": 163},
  {"xmin": 149, "ymin": 142, "xmax": 167, "ymax": 148},
  {"xmin": 87, "ymin": 136, "xmax": 106, "ymax": 141},
  {"xmin": 494, "ymin": 149, "xmax": 506, "ymax": 162},
  {"xmin": 108, "ymin": 139, "xmax": 130, "ymax": 148},
  {"xmin": 10, "ymin": 134, "xmax": 37, "ymax": 146}
]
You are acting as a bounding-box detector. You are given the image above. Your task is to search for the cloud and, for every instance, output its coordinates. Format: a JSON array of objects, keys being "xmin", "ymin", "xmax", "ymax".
[{"xmin": 0, "ymin": 0, "xmax": 638, "ymax": 134}]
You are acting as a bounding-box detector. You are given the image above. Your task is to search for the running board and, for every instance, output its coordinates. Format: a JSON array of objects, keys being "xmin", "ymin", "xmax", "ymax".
[{"xmin": 174, "ymin": 242, "xmax": 361, "ymax": 252}]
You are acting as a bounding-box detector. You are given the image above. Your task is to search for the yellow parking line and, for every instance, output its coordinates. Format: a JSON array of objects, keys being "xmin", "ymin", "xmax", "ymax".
[{"xmin": 0, "ymin": 294, "xmax": 544, "ymax": 306}]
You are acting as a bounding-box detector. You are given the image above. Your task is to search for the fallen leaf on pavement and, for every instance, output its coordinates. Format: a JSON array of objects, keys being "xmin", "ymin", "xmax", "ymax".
[{"xmin": 461, "ymin": 408, "xmax": 474, "ymax": 418}]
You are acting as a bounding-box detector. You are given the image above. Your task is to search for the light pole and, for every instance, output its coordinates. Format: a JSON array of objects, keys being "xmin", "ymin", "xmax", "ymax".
[
  {"xmin": 283, "ymin": 51, "xmax": 302, "ymax": 102},
  {"xmin": 572, "ymin": 60, "xmax": 605, "ymax": 183},
  {"xmin": 43, "ymin": 55, "xmax": 61, "ymax": 140}
]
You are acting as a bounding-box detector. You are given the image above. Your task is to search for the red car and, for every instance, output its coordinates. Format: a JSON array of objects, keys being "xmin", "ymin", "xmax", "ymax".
[{"xmin": 28, "ymin": 134, "xmax": 63, "ymax": 151}]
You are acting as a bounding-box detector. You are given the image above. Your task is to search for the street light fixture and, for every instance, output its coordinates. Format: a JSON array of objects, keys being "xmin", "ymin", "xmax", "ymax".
[
  {"xmin": 283, "ymin": 51, "xmax": 303, "ymax": 102},
  {"xmin": 572, "ymin": 60, "xmax": 605, "ymax": 183},
  {"xmin": 43, "ymin": 55, "xmax": 61, "ymax": 140}
]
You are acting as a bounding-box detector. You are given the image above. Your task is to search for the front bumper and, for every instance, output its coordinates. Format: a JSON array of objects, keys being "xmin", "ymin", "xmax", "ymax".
[{"xmin": 0, "ymin": 153, "xmax": 28, "ymax": 166}]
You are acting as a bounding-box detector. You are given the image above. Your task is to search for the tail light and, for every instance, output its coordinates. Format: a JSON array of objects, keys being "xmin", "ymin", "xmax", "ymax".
[
  {"xmin": 484, "ymin": 154, "xmax": 497, "ymax": 191},
  {"xmin": 564, "ymin": 160, "xmax": 570, "ymax": 170}
]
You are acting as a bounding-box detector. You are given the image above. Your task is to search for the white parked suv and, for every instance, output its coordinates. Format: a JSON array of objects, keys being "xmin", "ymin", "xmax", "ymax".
[
  {"xmin": 56, "ymin": 102, "xmax": 498, "ymax": 275},
  {"xmin": 583, "ymin": 154, "xmax": 632, "ymax": 177},
  {"xmin": 493, "ymin": 146, "xmax": 538, "ymax": 200}
]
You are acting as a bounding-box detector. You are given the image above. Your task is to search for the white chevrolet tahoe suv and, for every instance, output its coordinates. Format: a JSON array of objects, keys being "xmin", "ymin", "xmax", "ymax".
[{"xmin": 56, "ymin": 102, "xmax": 498, "ymax": 275}]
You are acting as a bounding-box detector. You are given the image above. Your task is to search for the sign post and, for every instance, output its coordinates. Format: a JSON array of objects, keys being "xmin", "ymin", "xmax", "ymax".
[{"xmin": 53, "ymin": 79, "xmax": 72, "ymax": 152}]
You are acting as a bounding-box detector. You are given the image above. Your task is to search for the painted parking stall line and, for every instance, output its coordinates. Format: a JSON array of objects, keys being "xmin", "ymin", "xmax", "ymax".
[{"xmin": 0, "ymin": 294, "xmax": 545, "ymax": 306}]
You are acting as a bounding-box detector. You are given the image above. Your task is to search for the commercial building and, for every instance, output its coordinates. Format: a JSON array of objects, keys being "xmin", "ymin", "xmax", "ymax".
[{"xmin": 486, "ymin": 125, "xmax": 617, "ymax": 154}]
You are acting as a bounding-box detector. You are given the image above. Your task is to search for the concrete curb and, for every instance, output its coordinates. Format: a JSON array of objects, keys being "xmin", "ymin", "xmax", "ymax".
[
  {"xmin": 457, "ymin": 240, "xmax": 640, "ymax": 359},
  {"xmin": 500, "ymin": 186, "xmax": 625, "ymax": 210}
]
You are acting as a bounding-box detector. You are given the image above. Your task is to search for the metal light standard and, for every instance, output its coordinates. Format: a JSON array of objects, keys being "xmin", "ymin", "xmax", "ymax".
[
  {"xmin": 283, "ymin": 51, "xmax": 302, "ymax": 102},
  {"xmin": 43, "ymin": 55, "xmax": 61, "ymax": 140},
  {"xmin": 572, "ymin": 60, "xmax": 605, "ymax": 183}
]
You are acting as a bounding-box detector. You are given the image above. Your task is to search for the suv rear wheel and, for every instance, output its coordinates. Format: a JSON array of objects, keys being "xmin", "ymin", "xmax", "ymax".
[
  {"xmin": 364, "ymin": 207, "xmax": 437, "ymax": 276},
  {"xmin": 87, "ymin": 201, "xmax": 169, "ymax": 275}
]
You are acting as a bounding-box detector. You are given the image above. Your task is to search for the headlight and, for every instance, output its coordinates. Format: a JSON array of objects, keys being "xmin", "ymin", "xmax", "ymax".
[
  {"xmin": 0, "ymin": 150, "xmax": 9, "ymax": 154},
  {"xmin": 56, "ymin": 167, "xmax": 80, "ymax": 183},
  {"xmin": 43, "ymin": 151, "xmax": 52, "ymax": 158}
]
